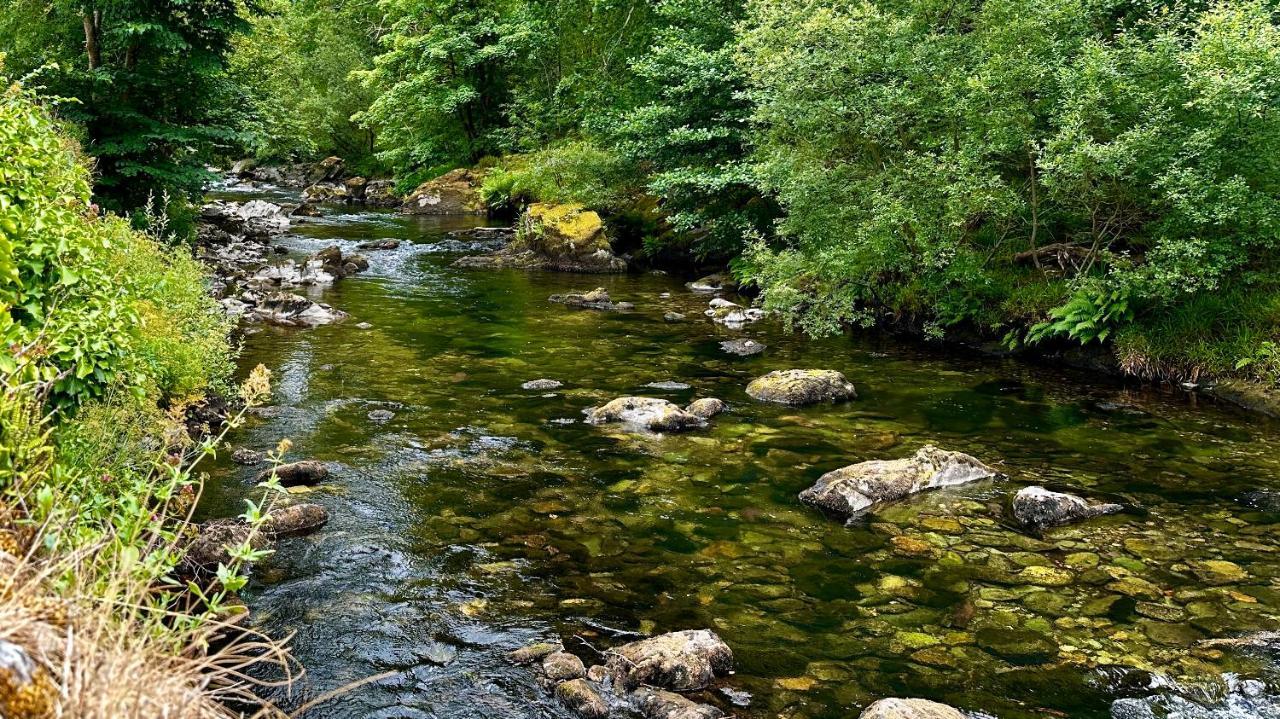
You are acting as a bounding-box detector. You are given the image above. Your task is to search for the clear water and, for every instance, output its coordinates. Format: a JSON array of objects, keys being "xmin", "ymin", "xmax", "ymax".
[{"xmin": 202, "ymin": 186, "xmax": 1280, "ymax": 719}]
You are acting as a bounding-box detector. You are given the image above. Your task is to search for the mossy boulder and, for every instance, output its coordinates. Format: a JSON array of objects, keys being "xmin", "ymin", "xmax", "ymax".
[
  {"xmin": 513, "ymin": 203, "xmax": 626, "ymax": 272},
  {"xmin": 606, "ymin": 629, "xmax": 733, "ymax": 691},
  {"xmin": 859, "ymin": 698, "xmax": 966, "ymax": 719},
  {"xmin": 745, "ymin": 369, "xmax": 857, "ymax": 405},
  {"xmin": 402, "ymin": 168, "xmax": 488, "ymax": 215},
  {"xmin": 585, "ymin": 397, "xmax": 707, "ymax": 433}
]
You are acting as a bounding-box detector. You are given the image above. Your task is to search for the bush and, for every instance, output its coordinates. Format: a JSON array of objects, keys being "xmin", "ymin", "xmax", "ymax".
[{"xmin": 0, "ymin": 74, "xmax": 233, "ymax": 410}]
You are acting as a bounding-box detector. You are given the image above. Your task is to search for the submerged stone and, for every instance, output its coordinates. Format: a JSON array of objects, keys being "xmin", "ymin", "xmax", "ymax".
[
  {"xmin": 975, "ymin": 626, "xmax": 1058, "ymax": 665},
  {"xmin": 800, "ymin": 445, "xmax": 1001, "ymax": 518}
]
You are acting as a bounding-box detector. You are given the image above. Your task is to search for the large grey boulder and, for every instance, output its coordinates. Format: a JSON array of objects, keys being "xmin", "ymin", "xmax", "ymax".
[
  {"xmin": 746, "ymin": 369, "xmax": 856, "ymax": 405},
  {"xmin": 402, "ymin": 168, "xmax": 487, "ymax": 215},
  {"xmin": 585, "ymin": 397, "xmax": 707, "ymax": 433},
  {"xmin": 859, "ymin": 698, "xmax": 967, "ymax": 719},
  {"xmin": 606, "ymin": 629, "xmax": 733, "ymax": 692},
  {"xmin": 1012, "ymin": 486, "xmax": 1122, "ymax": 530},
  {"xmin": 201, "ymin": 200, "xmax": 291, "ymax": 239},
  {"xmin": 800, "ymin": 445, "xmax": 1001, "ymax": 517}
]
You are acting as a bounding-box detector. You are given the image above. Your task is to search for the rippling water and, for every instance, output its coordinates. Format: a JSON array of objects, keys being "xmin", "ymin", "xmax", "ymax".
[{"xmin": 202, "ymin": 184, "xmax": 1280, "ymax": 718}]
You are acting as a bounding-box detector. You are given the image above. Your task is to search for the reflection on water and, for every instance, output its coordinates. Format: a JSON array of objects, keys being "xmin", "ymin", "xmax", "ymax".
[{"xmin": 202, "ymin": 187, "xmax": 1280, "ymax": 718}]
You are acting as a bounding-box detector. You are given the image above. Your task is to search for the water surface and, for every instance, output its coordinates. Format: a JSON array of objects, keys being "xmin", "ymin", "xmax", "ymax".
[{"xmin": 202, "ymin": 187, "xmax": 1280, "ymax": 719}]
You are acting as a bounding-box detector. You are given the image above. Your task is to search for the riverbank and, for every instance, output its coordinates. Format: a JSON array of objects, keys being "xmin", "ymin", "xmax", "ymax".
[{"xmin": 198, "ymin": 172, "xmax": 1280, "ymax": 719}]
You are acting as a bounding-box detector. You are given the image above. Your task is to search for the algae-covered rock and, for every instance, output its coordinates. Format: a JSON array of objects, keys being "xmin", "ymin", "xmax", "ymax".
[
  {"xmin": 509, "ymin": 642, "xmax": 563, "ymax": 664},
  {"xmin": 974, "ymin": 625, "xmax": 1058, "ymax": 664},
  {"xmin": 859, "ymin": 697, "xmax": 966, "ymax": 719},
  {"xmin": 746, "ymin": 369, "xmax": 857, "ymax": 405},
  {"xmin": 549, "ymin": 287, "xmax": 633, "ymax": 310},
  {"xmin": 543, "ymin": 652, "xmax": 586, "ymax": 681},
  {"xmin": 585, "ymin": 397, "xmax": 708, "ymax": 433},
  {"xmin": 402, "ymin": 168, "xmax": 487, "ymax": 215},
  {"xmin": 1191, "ymin": 560, "xmax": 1248, "ymax": 585},
  {"xmin": 262, "ymin": 503, "xmax": 328, "ymax": 536},
  {"xmin": 1012, "ymin": 486, "xmax": 1123, "ymax": 530},
  {"xmin": 685, "ymin": 398, "xmax": 727, "ymax": 419},
  {"xmin": 606, "ymin": 629, "xmax": 733, "ymax": 691},
  {"xmin": 458, "ymin": 203, "xmax": 626, "ymax": 272},
  {"xmin": 800, "ymin": 445, "xmax": 1001, "ymax": 518},
  {"xmin": 554, "ymin": 678, "xmax": 608, "ymax": 719}
]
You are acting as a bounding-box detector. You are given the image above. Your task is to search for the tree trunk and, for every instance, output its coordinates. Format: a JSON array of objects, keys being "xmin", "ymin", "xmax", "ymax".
[{"xmin": 82, "ymin": 8, "xmax": 101, "ymax": 70}]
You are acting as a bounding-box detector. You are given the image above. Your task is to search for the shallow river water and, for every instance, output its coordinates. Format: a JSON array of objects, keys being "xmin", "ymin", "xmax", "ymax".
[{"xmin": 202, "ymin": 187, "xmax": 1280, "ymax": 719}]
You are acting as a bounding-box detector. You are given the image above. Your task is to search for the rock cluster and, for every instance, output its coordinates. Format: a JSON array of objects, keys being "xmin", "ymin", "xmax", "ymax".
[
  {"xmin": 197, "ymin": 193, "xmax": 360, "ymax": 328},
  {"xmin": 704, "ymin": 298, "xmax": 763, "ymax": 328},
  {"xmin": 585, "ymin": 397, "xmax": 726, "ymax": 432},
  {"xmin": 515, "ymin": 630, "xmax": 736, "ymax": 719},
  {"xmin": 549, "ymin": 288, "xmax": 633, "ymax": 311},
  {"xmin": 182, "ymin": 502, "xmax": 328, "ymax": 571}
]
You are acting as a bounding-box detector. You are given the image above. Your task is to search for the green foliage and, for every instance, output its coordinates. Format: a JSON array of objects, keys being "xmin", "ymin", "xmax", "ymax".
[
  {"xmin": 230, "ymin": 0, "xmax": 382, "ymax": 169},
  {"xmin": 0, "ymin": 0, "xmax": 251, "ymax": 209},
  {"xmin": 0, "ymin": 75, "xmax": 233, "ymax": 410},
  {"xmin": 736, "ymin": 0, "xmax": 1280, "ymax": 379},
  {"xmin": 480, "ymin": 141, "xmax": 640, "ymax": 212}
]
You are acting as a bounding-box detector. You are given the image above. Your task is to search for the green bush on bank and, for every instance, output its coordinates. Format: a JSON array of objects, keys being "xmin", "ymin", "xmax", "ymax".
[
  {"xmin": 0, "ymin": 72, "xmax": 234, "ymax": 411},
  {"xmin": 737, "ymin": 0, "xmax": 1280, "ymax": 382}
]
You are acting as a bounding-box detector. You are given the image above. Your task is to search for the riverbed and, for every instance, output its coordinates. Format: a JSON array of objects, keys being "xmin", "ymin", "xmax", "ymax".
[{"xmin": 201, "ymin": 185, "xmax": 1280, "ymax": 719}]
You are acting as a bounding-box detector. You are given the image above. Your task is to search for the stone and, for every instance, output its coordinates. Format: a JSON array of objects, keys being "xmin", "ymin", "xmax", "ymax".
[
  {"xmin": 585, "ymin": 397, "xmax": 707, "ymax": 433},
  {"xmin": 746, "ymin": 369, "xmax": 856, "ymax": 405},
  {"xmin": 256, "ymin": 460, "xmax": 329, "ymax": 486},
  {"xmin": 974, "ymin": 626, "xmax": 1058, "ymax": 665},
  {"xmin": 549, "ymin": 288, "xmax": 632, "ymax": 311},
  {"xmin": 368, "ymin": 409, "xmax": 395, "ymax": 422},
  {"xmin": 1107, "ymin": 576, "xmax": 1163, "ymax": 600},
  {"xmin": 704, "ymin": 298, "xmax": 764, "ymax": 328},
  {"xmin": 200, "ymin": 199, "xmax": 291, "ymax": 238},
  {"xmin": 606, "ymin": 629, "xmax": 733, "ymax": 692},
  {"xmin": 632, "ymin": 688, "xmax": 724, "ymax": 719},
  {"xmin": 542, "ymin": 652, "xmax": 586, "ymax": 682},
  {"xmin": 687, "ymin": 273, "xmax": 737, "ymax": 293},
  {"xmin": 402, "ymin": 168, "xmax": 487, "ymax": 215},
  {"xmin": 800, "ymin": 445, "xmax": 1001, "ymax": 518},
  {"xmin": 685, "ymin": 398, "xmax": 727, "ymax": 419},
  {"xmin": 251, "ymin": 292, "xmax": 347, "ymax": 327},
  {"xmin": 890, "ymin": 536, "xmax": 938, "ymax": 558},
  {"xmin": 554, "ymin": 679, "xmax": 608, "ymax": 719},
  {"xmin": 357, "ymin": 239, "xmax": 401, "ymax": 251},
  {"xmin": 262, "ymin": 503, "xmax": 328, "ymax": 536},
  {"xmin": 305, "ymin": 156, "xmax": 345, "ymax": 185},
  {"xmin": 522, "ymin": 379, "xmax": 563, "ymax": 390},
  {"xmin": 1016, "ymin": 565, "xmax": 1074, "ymax": 587},
  {"xmin": 663, "ymin": 312, "xmax": 685, "ymax": 322},
  {"xmin": 231, "ymin": 448, "xmax": 263, "ymax": 465},
  {"xmin": 184, "ymin": 520, "xmax": 268, "ymax": 570},
  {"xmin": 1011, "ymin": 486, "xmax": 1123, "ymax": 530},
  {"xmin": 509, "ymin": 642, "xmax": 562, "ymax": 664},
  {"xmin": 1191, "ymin": 560, "xmax": 1248, "ymax": 585},
  {"xmin": 859, "ymin": 698, "xmax": 966, "ymax": 719},
  {"xmin": 291, "ymin": 202, "xmax": 323, "ymax": 217},
  {"xmin": 720, "ymin": 338, "xmax": 766, "ymax": 356}
]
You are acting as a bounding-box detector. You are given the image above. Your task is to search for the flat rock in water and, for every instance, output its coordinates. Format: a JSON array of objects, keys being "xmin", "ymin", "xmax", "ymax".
[
  {"xmin": 645, "ymin": 381, "xmax": 691, "ymax": 390},
  {"xmin": 549, "ymin": 288, "xmax": 633, "ymax": 310},
  {"xmin": 585, "ymin": 397, "xmax": 707, "ymax": 433},
  {"xmin": 251, "ymin": 292, "xmax": 347, "ymax": 327},
  {"xmin": 858, "ymin": 698, "xmax": 967, "ymax": 719},
  {"xmin": 746, "ymin": 369, "xmax": 856, "ymax": 405},
  {"xmin": 522, "ymin": 379, "xmax": 563, "ymax": 390},
  {"xmin": 721, "ymin": 338, "xmax": 766, "ymax": 356},
  {"xmin": 686, "ymin": 273, "xmax": 737, "ymax": 293},
  {"xmin": 508, "ymin": 642, "xmax": 563, "ymax": 665},
  {"xmin": 368, "ymin": 409, "xmax": 395, "ymax": 422},
  {"xmin": 632, "ymin": 688, "xmax": 724, "ymax": 719},
  {"xmin": 231, "ymin": 448, "xmax": 263, "ymax": 465},
  {"xmin": 800, "ymin": 445, "xmax": 1001, "ymax": 517},
  {"xmin": 606, "ymin": 629, "xmax": 733, "ymax": 692},
  {"xmin": 704, "ymin": 297, "xmax": 764, "ymax": 327},
  {"xmin": 1012, "ymin": 486, "xmax": 1123, "ymax": 530},
  {"xmin": 357, "ymin": 239, "xmax": 401, "ymax": 250}
]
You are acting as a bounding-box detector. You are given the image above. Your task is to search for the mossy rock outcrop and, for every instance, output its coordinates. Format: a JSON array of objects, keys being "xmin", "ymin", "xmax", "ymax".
[
  {"xmin": 401, "ymin": 168, "xmax": 488, "ymax": 215},
  {"xmin": 455, "ymin": 202, "xmax": 627, "ymax": 273}
]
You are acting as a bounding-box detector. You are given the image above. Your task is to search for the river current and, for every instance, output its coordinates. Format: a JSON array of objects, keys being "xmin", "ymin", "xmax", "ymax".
[{"xmin": 202, "ymin": 184, "xmax": 1280, "ymax": 719}]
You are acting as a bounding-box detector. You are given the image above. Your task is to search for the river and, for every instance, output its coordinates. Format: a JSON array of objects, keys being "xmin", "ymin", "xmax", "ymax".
[{"xmin": 201, "ymin": 182, "xmax": 1280, "ymax": 719}]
